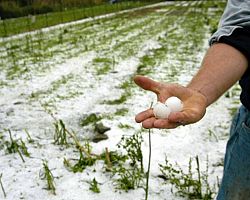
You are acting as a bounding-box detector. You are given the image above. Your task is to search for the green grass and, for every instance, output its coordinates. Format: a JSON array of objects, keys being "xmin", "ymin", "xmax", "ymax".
[
  {"xmin": 93, "ymin": 57, "xmax": 114, "ymax": 75},
  {"xmin": 115, "ymin": 108, "xmax": 129, "ymax": 116},
  {"xmin": 103, "ymin": 93, "xmax": 129, "ymax": 105},
  {"xmin": 159, "ymin": 156, "xmax": 216, "ymax": 199},
  {"xmin": 64, "ymin": 149, "xmax": 97, "ymax": 173},
  {"xmin": 41, "ymin": 160, "xmax": 56, "ymax": 195},
  {"xmin": 5, "ymin": 129, "xmax": 30, "ymax": 163},
  {"xmin": 89, "ymin": 178, "xmax": 100, "ymax": 193},
  {"xmin": 80, "ymin": 113, "xmax": 103, "ymax": 127}
]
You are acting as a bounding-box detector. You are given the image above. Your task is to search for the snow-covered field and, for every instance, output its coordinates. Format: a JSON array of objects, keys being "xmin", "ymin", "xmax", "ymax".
[{"xmin": 0, "ymin": 1, "xmax": 241, "ymax": 199}]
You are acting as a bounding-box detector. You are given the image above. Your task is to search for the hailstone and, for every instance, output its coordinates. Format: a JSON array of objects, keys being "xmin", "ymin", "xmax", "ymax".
[
  {"xmin": 153, "ymin": 102, "xmax": 171, "ymax": 119},
  {"xmin": 165, "ymin": 96, "xmax": 183, "ymax": 112}
]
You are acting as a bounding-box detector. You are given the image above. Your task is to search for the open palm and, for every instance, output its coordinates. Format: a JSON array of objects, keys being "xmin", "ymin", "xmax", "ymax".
[{"xmin": 134, "ymin": 75, "xmax": 207, "ymax": 129}]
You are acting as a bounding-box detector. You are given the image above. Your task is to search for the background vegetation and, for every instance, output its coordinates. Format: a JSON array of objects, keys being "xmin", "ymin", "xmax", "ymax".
[
  {"xmin": 0, "ymin": 0, "xmax": 163, "ymax": 19},
  {"xmin": 0, "ymin": 0, "xmax": 166, "ymax": 37}
]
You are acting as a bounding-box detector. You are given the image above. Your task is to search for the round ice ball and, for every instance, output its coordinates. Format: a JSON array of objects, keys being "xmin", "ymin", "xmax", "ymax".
[
  {"xmin": 165, "ymin": 96, "xmax": 183, "ymax": 112},
  {"xmin": 153, "ymin": 102, "xmax": 171, "ymax": 119}
]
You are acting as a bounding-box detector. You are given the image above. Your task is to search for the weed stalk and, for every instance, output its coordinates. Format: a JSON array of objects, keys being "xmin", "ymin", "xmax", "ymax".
[
  {"xmin": 54, "ymin": 119, "xmax": 68, "ymax": 145},
  {"xmin": 24, "ymin": 129, "xmax": 34, "ymax": 143},
  {"xmin": 49, "ymin": 109, "xmax": 92, "ymax": 156},
  {"xmin": 145, "ymin": 102, "xmax": 153, "ymax": 200},
  {"xmin": 7, "ymin": 129, "xmax": 25, "ymax": 162},
  {"xmin": 89, "ymin": 178, "xmax": 100, "ymax": 193},
  {"xmin": 0, "ymin": 173, "xmax": 6, "ymax": 198},
  {"xmin": 196, "ymin": 155, "xmax": 202, "ymax": 197},
  {"xmin": 145, "ymin": 128, "xmax": 152, "ymax": 200},
  {"xmin": 41, "ymin": 160, "xmax": 56, "ymax": 195},
  {"xmin": 105, "ymin": 147, "xmax": 112, "ymax": 170}
]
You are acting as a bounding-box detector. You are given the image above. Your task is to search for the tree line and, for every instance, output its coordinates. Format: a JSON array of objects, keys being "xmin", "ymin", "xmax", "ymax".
[
  {"xmin": 0, "ymin": 0, "xmax": 165, "ymax": 19},
  {"xmin": 0, "ymin": 0, "xmax": 110, "ymax": 19}
]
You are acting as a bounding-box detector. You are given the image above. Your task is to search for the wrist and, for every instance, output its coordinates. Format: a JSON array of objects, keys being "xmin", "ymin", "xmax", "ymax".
[{"xmin": 187, "ymin": 85, "xmax": 209, "ymax": 107}]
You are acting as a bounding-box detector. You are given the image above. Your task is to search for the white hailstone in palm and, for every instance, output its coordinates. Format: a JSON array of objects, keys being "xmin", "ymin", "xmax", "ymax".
[
  {"xmin": 165, "ymin": 96, "xmax": 183, "ymax": 112},
  {"xmin": 153, "ymin": 102, "xmax": 171, "ymax": 119}
]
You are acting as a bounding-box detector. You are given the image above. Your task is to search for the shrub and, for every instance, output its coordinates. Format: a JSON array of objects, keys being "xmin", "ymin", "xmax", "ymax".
[{"xmin": 0, "ymin": 1, "xmax": 23, "ymax": 19}]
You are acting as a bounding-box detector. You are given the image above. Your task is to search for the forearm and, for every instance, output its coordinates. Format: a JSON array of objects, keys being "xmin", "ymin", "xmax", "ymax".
[{"xmin": 187, "ymin": 43, "xmax": 248, "ymax": 106}]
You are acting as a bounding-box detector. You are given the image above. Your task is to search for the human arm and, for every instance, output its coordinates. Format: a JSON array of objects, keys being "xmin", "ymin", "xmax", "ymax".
[
  {"xmin": 134, "ymin": 43, "xmax": 248, "ymax": 129},
  {"xmin": 187, "ymin": 42, "xmax": 248, "ymax": 106}
]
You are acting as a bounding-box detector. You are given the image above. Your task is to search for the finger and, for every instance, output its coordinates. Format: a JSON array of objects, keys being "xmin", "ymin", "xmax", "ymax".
[
  {"xmin": 167, "ymin": 112, "xmax": 188, "ymax": 124},
  {"xmin": 135, "ymin": 109, "xmax": 154, "ymax": 123},
  {"xmin": 153, "ymin": 119, "xmax": 180, "ymax": 129},
  {"xmin": 168, "ymin": 110, "xmax": 201, "ymax": 125},
  {"xmin": 142, "ymin": 117, "xmax": 156, "ymax": 129},
  {"xmin": 134, "ymin": 75, "xmax": 161, "ymax": 94}
]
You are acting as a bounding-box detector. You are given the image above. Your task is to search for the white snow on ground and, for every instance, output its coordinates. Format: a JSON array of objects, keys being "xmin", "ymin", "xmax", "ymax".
[{"xmin": 0, "ymin": 1, "xmax": 234, "ymax": 200}]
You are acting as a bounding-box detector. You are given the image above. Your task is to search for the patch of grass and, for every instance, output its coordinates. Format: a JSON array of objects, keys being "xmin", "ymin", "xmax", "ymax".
[
  {"xmin": 62, "ymin": 130, "xmax": 145, "ymax": 192},
  {"xmin": 117, "ymin": 131, "xmax": 144, "ymax": 173},
  {"xmin": 24, "ymin": 129, "xmax": 35, "ymax": 143},
  {"xmin": 120, "ymin": 79, "xmax": 133, "ymax": 90},
  {"xmin": 0, "ymin": 132, "xmax": 4, "ymax": 150},
  {"xmin": 100, "ymin": 150, "xmax": 128, "ymax": 169},
  {"xmin": 118, "ymin": 123, "xmax": 133, "ymax": 129},
  {"xmin": 5, "ymin": 129, "xmax": 30, "ymax": 162},
  {"xmin": 136, "ymin": 64, "xmax": 151, "ymax": 76},
  {"xmin": 40, "ymin": 160, "xmax": 56, "ymax": 195},
  {"xmin": 39, "ymin": 99, "xmax": 57, "ymax": 112},
  {"xmin": 53, "ymin": 119, "xmax": 68, "ymax": 146},
  {"xmin": 0, "ymin": 80, "xmax": 8, "ymax": 87},
  {"xmin": 136, "ymin": 53, "xmax": 158, "ymax": 76},
  {"xmin": 114, "ymin": 108, "xmax": 129, "ymax": 116},
  {"xmin": 103, "ymin": 93, "xmax": 128, "ymax": 105},
  {"xmin": 159, "ymin": 156, "xmax": 216, "ymax": 199},
  {"xmin": 55, "ymin": 126, "xmax": 147, "ymax": 195},
  {"xmin": 6, "ymin": 64, "xmax": 29, "ymax": 80},
  {"xmin": 80, "ymin": 113, "xmax": 103, "ymax": 127},
  {"xmin": 141, "ymin": 54, "xmax": 156, "ymax": 66},
  {"xmin": 89, "ymin": 178, "xmax": 100, "ymax": 193},
  {"xmin": 111, "ymin": 131, "xmax": 148, "ymax": 192},
  {"xmin": 103, "ymin": 79, "xmax": 134, "ymax": 105},
  {"xmin": 228, "ymin": 106, "xmax": 238, "ymax": 118},
  {"xmin": 93, "ymin": 57, "xmax": 111, "ymax": 63},
  {"xmin": 63, "ymin": 138, "xmax": 97, "ymax": 173},
  {"xmin": 96, "ymin": 64, "xmax": 111, "ymax": 75},
  {"xmin": 207, "ymin": 129, "xmax": 219, "ymax": 142},
  {"xmin": 93, "ymin": 57, "xmax": 113, "ymax": 75},
  {"xmin": 64, "ymin": 149, "xmax": 97, "ymax": 173},
  {"xmin": 113, "ymin": 165, "xmax": 144, "ymax": 192},
  {"xmin": 0, "ymin": 1, "xmax": 150, "ymax": 37}
]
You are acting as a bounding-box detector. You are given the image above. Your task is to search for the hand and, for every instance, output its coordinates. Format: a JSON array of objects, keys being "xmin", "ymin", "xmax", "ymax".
[{"xmin": 134, "ymin": 75, "xmax": 207, "ymax": 129}]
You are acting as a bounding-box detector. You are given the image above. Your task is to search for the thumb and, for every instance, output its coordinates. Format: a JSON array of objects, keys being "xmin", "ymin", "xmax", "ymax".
[{"xmin": 134, "ymin": 75, "xmax": 161, "ymax": 94}]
